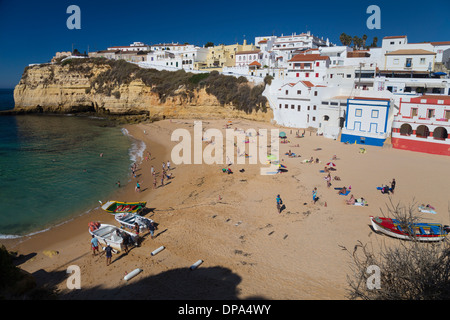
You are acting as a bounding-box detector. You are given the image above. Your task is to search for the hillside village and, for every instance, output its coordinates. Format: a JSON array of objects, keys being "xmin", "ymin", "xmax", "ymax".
[{"xmin": 51, "ymin": 31, "xmax": 450, "ymax": 156}]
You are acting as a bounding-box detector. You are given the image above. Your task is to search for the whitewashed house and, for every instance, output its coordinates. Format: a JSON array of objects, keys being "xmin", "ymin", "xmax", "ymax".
[{"xmin": 286, "ymin": 53, "xmax": 330, "ymax": 82}]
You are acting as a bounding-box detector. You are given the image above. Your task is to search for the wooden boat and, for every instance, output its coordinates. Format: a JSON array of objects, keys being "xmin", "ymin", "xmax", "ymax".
[
  {"xmin": 100, "ymin": 200, "xmax": 147, "ymax": 214},
  {"xmin": 89, "ymin": 222, "xmax": 138, "ymax": 252},
  {"xmin": 115, "ymin": 212, "xmax": 154, "ymax": 231},
  {"xmin": 370, "ymin": 216, "xmax": 449, "ymax": 242}
]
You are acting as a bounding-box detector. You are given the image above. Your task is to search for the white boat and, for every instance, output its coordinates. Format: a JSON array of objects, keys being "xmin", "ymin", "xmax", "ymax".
[
  {"xmin": 115, "ymin": 213, "xmax": 154, "ymax": 232},
  {"xmin": 89, "ymin": 223, "xmax": 138, "ymax": 252}
]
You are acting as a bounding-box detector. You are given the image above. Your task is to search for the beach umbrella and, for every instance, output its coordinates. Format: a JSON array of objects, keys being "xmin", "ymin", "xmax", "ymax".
[
  {"xmin": 326, "ymin": 162, "xmax": 336, "ymax": 167},
  {"xmin": 279, "ymin": 132, "xmax": 286, "ymax": 138},
  {"xmin": 267, "ymin": 154, "xmax": 277, "ymax": 160}
]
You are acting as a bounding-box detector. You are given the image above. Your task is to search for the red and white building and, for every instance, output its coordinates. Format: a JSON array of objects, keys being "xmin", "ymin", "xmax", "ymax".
[
  {"xmin": 286, "ymin": 54, "xmax": 330, "ymax": 82},
  {"xmin": 392, "ymin": 95, "xmax": 450, "ymax": 156}
]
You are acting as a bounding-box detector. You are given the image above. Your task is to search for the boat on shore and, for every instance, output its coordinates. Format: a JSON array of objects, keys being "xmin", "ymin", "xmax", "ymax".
[
  {"xmin": 89, "ymin": 222, "xmax": 138, "ymax": 252},
  {"xmin": 115, "ymin": 212, "xmax": 154, "ymax": 231},
  {"xmin": 100, "ymin": 200, "xmax": 147, "ymax": 214},
  {"xmin": 370, "ymin": 216, "xmax": 449, "ymax": 242}
]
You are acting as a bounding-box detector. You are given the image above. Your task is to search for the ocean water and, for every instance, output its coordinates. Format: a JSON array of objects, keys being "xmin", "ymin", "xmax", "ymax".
[{"xmin": 0, "ymin": 89, "xmax": 145, "ymax": 238}]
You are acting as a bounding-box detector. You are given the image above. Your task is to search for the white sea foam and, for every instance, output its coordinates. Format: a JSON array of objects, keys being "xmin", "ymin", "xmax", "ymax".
[{"xmin": 121, "ymin": 128, "xmax": 146, "ymax": 163}]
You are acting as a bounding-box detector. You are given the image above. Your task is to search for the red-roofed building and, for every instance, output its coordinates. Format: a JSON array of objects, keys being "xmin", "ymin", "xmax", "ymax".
[
  {"xmin": 287, "ymin": 54, "xmax": 330, "ymax": 81},
  {"xmin": 391, "ymin": 95, "xmax": 450, "ymax": 155}
]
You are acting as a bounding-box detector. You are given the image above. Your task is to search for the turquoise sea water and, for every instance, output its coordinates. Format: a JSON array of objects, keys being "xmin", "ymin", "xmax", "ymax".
[{"xmin": 0, "ymin": 89, "xmax": 144, "ymax": 238}]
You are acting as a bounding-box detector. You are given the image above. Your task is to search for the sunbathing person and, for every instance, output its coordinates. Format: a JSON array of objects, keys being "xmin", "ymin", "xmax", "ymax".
[
  {"xmin": 338, "ymin": 186, "xmax": 347, "ymax": 195},
  {"xmin": 346, "ymin": 194, "xmax": 356, "ymax": 205}
]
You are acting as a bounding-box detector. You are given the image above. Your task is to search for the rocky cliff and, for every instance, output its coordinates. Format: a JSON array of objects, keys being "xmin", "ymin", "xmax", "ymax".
[{"xmin": 12, "ymin": 58, "xmax": 273, "ymax": 123}]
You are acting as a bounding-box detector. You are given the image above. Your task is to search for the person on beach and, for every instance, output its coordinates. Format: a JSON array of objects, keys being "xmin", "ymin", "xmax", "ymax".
[
  {"xmin": 276, "ymin": 194, "xmax": 283, "ymax": 214},
  {"xmin": 338, "ymin": 186, "xmax": 347, "ymax": 195},
  {"xmin": 116, "ymin": 180, "xmax": 121, "ymax": 188},
  {"xmin": 167, "ymin": 160, "xmax": 171, "ymax": 170},
  {"xmin": 135, "ymin": 181, "xmax": 141, "ymax": 192},
  {"xmin": 151, "ymin": 166, "xmax": 155, "ymax": 176},
  {"xmin": 153, "ymin": 177, "xmax": 157, "ymax": 189},
  {"xmin": 390, "ymin": 178, "xmax": 396, "ymax": 194},
  {"xmin": 161, "ymin": 175, "xmax": 164, "ymax": 187},
  {"xmin": 312, "ymin": 188, "xmax": 319, "ymax": 204},
  {"xmin": 91, "ymin": 235, "xmax": 99, "ymax": 256},
  {"xmin": 105, "ymin": 244, "xmax": 113, "ymax": 266},
  {"xmin": 148, "ymin": 221, "xmax": 156, "ymax": 239}
]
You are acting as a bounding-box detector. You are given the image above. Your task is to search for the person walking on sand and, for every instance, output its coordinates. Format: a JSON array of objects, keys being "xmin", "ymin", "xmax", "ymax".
[
  {"xmin": 151, "ymin": 165, "xmax": 155, "ymax": 176},
  {"xmin": 161, "ymin": 175, "xmax": 164, "ymax": 187},
  {"xmin": 312, "ymin": 187, "xmax": 319, "ymax": 204},
  {"xmin": 153, "ymin": 177, "xmax": 157, "ymax": 189},
  {"xmin": 276, "ymin": 194, "xmax": 283, "ymax": 214},
  {"xmin": 135, "ymin": 181, "xmax": 141, "ymax": 192},
  {"xmin": 105, "ymin": 244, "xmax": 113, "ymax": 266},
  {"xmin": 91, "ymin": 235, "xmax": 99, "ymax": 256},
  {"xmin": 390, "ymin": 178, "xmax": 396, "ymax": 194},
  {"xmin": 167, "ymin": 160, "xmax": 171, "ymax": 170}
]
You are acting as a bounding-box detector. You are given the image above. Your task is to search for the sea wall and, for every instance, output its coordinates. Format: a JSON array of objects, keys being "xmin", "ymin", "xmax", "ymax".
[{"xmin": 13, "ymin": 59, "xmax": 273, "ymax": 123}]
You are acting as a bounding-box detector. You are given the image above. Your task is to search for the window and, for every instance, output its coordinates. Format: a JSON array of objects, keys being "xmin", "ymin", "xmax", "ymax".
[
  {"xmin": 346, "ymin": 74, "xmax": 351, "ymax": 78},
  {"xmin": 411, "ymin": 108, "xmax": 418, "ymax": 117},
  {"xmin": 316, "ymin": 62, "xmax": 320, "ymax": 67},
  {"xmin": 406, "ymin": 58, "xmax": 412, "ymax": 68},
  {"xmin": 285, "ymin": 90, "xmax": 289, "ymax": 95},
  {"xmin": 285, "ymin": 104, "xmax": 288, "ymax": 109},
  {"xmin": 420, "ymin": 58, "xmax": 426, "ymax": 64},
  {"xmin": 306, "ymin": 73, "xmax": 309, "ymax": 78},
  {"xmin": 371, "ymin": 110, "xmax": 379, "ymax": 118},
  {"xmin": 296, "ymin": 73, "xmax": 299, "ymax": 77},
  {"xmin": 315, "ymin": 73, "xmax": 319, "ymax": 78},
  {"xmin": 291, "ymin": 105, "xmax": 295, "ymax": 109},
  {"xmin": 393, "ymin": 59, "xmax": 399, "ymax": 65},
  {"xmin": 355, "ymin": 109, "xmax": 362, "ymax": 117},
  {"xmin": 313, "ymin": 105, "xmax": 317, "ymax": 110},
  {"xmin": 312, "ymin": 117, "xmax": 316, "ymax": 121},
  {"xmin": 297, "ymin": 90, "xmax": 301, "ymax": 95},
  {"xmin": 298, "ymin": 105, "xmax": 301, "ymax": 111},
  {"xmin": 445, "ymin": 110, "xmax": 450, "ymax": 120},
  {"xmin": 307, "ymin": 106, "xmax": 310, "ymax": 110},
  {"xmin": 314, "ymin": 91, "xmax": 318, "ymax": 96},
  {"xmin": 427, "ymin": 109, "xmax": 435, "ymax": 118},
  {"xmin": 279, "ymin": 104, "xmax": 282, "ymax": 109}
]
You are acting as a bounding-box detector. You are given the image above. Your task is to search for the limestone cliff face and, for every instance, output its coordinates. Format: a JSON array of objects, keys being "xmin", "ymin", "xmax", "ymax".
[{"xmin": 13, "ymin": 61, "xmax": 273, "ymax": 123}]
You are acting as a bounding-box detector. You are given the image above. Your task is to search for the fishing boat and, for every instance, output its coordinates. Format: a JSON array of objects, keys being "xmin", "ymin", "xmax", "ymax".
[
  {"xmin": 115, "ymin": 212, "xmax": 154, "ymax": 231},
  {"xmin": 370, "ymin": 216, "xmax": 449, "ymax": 242},
  {"xmin": 100, "ymin": 200, "xmax": 147, "ymax": 214},
  {"xmin": 89, "ymin": 222, "xmax": 138, "ymax": 252}
]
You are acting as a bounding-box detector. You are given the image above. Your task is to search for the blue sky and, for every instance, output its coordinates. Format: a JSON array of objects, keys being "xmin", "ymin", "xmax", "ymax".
[{"xmin": 0, "ymin": 0, "xmax": 449, "ymax": 88}]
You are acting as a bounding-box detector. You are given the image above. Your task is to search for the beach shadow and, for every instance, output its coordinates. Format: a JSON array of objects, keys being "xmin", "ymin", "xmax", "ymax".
[
  {"xmin": 280, "ymin": 204, "xmax": 286, "ymax": 213},
  {"xmin": 56, "ymin": 266, "xmax": 266, "ymax": 300},
  {"xmin": 13, "ymin": 252, "xmax": 37, "ymax": 266}
]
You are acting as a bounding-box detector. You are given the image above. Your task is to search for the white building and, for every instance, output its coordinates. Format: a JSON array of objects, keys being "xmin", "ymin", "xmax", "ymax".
[
  {"xmin": 286, "ymin": 53, "xmax": 330, "ymax": 82},
  {"xmin": 145, "ymin": 45, "xmax": 208, "ymax": 70},
  {"xmin": 235, "ymin": 50, "xmax": 261, "ymax": 67},
  {"xmin": 107, "ymin": 42, "xmax": 150, "ymax": 52},
  {"xmin": 384, "ymin": 49, "xmax": 436, "ymax": 72}
]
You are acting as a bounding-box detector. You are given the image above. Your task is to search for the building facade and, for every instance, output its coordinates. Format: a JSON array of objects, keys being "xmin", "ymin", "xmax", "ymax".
[{"xmin": 391, "ymin": 95, "xmax": 450, "ymax": 155}]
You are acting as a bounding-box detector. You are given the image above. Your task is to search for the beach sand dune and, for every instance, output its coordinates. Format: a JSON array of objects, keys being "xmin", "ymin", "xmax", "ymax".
[{"xmin": 2, "ymin": 119, "xmax": 449, "ymax": 300}]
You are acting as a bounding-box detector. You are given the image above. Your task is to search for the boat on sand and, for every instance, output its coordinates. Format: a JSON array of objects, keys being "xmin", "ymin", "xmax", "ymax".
[
  {"xmin": 89, "ymin": 222, "xmax": 138, "ymax": 252},
  {"xmin": 115, "ymin": 212, "xmax": 154, "ymax": 231},
  {"xmin": 100, "ymin": 200, "xmax": 147, "ymax": 214},
  {"xmin": 370, "ymin": 216, "xmax": 449, "ymax": 242}
]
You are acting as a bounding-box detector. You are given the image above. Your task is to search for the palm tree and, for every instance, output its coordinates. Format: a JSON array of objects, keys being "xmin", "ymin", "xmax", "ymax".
[
  {"xmin": 371, "ymin": 37, "xmax": 379, "ymax": 48},
  {"xmin": 362, "ymin": 34, "xmax": 368, "ymax": 49}
]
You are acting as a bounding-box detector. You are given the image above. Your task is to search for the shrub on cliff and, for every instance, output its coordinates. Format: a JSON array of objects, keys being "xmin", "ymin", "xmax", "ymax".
[{"xmin": 55, "ymin": 58, "xmax": 268, "ymax": 113}]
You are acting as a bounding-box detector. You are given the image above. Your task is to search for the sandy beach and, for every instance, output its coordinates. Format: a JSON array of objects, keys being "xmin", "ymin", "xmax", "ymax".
[{"xmin": 2, "ymin": 118, "xmax": 449, "ymax": 300}]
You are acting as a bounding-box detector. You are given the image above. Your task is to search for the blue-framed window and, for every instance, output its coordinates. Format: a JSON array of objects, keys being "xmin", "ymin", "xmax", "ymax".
[
  {"xmin": 355, "ymin": 109, "xmax": 362, "ymax": 117},
  {"xmin": 371, "ymin": 110, "xmax": 379, "ymax": 118}
]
